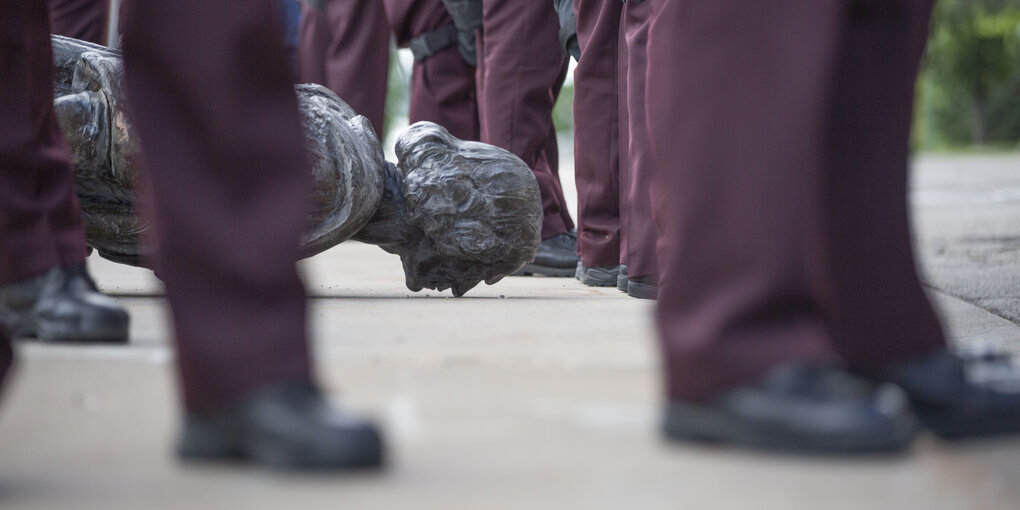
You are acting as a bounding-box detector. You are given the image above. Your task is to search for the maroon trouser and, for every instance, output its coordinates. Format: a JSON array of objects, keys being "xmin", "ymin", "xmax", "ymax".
[
  {"xmin": 573, "ymin": 0, "xmax": 621, "ymax": 268},
  {"xmin": 386, "ymin": 0, "xmax": 479, "ymax": 141},
  {"xmin": 477, "ymin": 0, "xmax": 573, "ymax": 239},
  {"xmin": 647, "ymin": 0, "xmax": 945, "ymax": 401},
  {"xmin": 0, "ymin": 3, "xmax": 88, "ymax": 286},
  {"xmin": 298, "ymin": 0, "xmax": 390, "ymax": 139},
  {"xmin": 48, "ymin": 0, "xmax": 108, "ymax": 45},
  {"xmin": 1, "ymin": 1, "xmax": 90, "ymax": 384},
  {"xmin": 120, "ymin": 0, "xmax": 313, "ymax": 412},
  {"xmin": 618, "ymin": 0, "xmax": 656, "ymax": 280}
]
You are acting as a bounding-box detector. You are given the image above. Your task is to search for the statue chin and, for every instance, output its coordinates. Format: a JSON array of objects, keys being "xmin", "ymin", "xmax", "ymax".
[{"xmin": 51, "ymin": 35, "xmax": 541, "ymax": 297}]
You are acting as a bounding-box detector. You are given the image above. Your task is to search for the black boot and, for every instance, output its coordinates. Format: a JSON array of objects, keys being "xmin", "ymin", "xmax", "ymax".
[
  {"xmin": 513, "ymin": 232, "xmax": 578, "ymax": 277},
  {"xmin": 874, "ymin": 348, "xmax": 1020, "ymax": 439},
  {"xmin": 616, "ymin": 265, "xmax": 629, "ymax": 292},
  {"xmin": 626, "ymin": 275, "xmax": 658, "ymax": 300},
  {"xmin": 177, "ymin": 382, "xmax": 385, "ymax": 470},
  {"xmin": 663, "ymin": 363, "xmax": 918, "ymax": 453},
  {"xmin": 576, "ymin": 263, "xmax": 622, "ymax": 287},
  {"xmin": 0, "ymin": 264, "xmax": 129, "ymax": 343}
]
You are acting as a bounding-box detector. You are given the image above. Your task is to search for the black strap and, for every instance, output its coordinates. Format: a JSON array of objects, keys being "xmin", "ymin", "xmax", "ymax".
[
  {"xmin": 441, "ymin": 0, "xmax": 483, "ymax": 32},
  {"xmin": 559, "ymin": 17, "xmax": 579, "ymax": 60},
  {"xmin": 409, "ymin": 24, "xmax": 460, "ymax": 62}
]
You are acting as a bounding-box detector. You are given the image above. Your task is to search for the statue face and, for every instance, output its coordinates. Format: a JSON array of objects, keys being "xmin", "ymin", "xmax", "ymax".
[
  {"xmin": 395, "ymin": 122, "xmax": 542, "ymax": 296},
  {"xmin": 399, "ymin": 235, "xmax": 506, "ymax": 297}
]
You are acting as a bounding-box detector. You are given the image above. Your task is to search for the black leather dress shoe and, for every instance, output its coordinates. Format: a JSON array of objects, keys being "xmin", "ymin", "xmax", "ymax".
[
  {"xmin": 663, "ymin": 363, "xmax": 918, "ymax": 453},
  {"xmin": 617, "ymin": 265, "xmax": 629, "ymax": 292},
  {"xmin": 177, "ymin": 382, "xmax": 384, "ymax": 470},
  {"xmin": 0, "ymin": 264, "xmax": 129, "ymax": 343},
  {"xmin": 627, "ymin": 275, "xmax": 658, "ymax": 300},
  {"xmin": 874, "ymin": 348, "xmax": 1020, "ymax": 439},
  {"xmin": 513, "ymin": 232, "xmax": 578, "ymax": 277},
  {"xmin": 576, "ymin": 263, "xmax": 622, "ymax": 287}
]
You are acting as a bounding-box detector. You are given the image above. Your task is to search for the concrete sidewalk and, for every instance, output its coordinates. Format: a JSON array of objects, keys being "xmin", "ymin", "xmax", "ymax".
[{"xmin": 0, "ymin": 154, "xmax": 1018, "ymax": 510}]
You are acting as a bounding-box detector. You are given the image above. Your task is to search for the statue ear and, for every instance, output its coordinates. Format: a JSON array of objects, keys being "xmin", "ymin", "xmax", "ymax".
[{"xmin": 396, "ymin": 121, "xmax": 460, "ymax": 176}]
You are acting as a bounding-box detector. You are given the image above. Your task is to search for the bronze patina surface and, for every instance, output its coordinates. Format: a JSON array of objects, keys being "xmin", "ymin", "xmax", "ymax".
[{"xmin": 52, "ymin": 35, "xmax": 541, "ymax": 296}]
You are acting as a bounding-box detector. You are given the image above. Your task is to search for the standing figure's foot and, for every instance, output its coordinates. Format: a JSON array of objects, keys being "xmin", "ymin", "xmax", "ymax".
[
  {"xmin": 662, "ymin": 363, "xmax": 918, "ymax": 453},
  {"xmin": 874, "ymin": 348, "xmax": 1020, "ymax": 439},
  {"xmin": 513, "ymin": 232, "xmax": 578, "ymax": 277},
  {"xmin": 177, "ymin": 382, "xmax": 385, "ymax": 470},
  {"xmin": 576, "ymin": 263, "xmax": 622, "ymax": 287},
  {"xmin": 627, "ymin": 275, "xmax": 658, "ymax": 300},
  {"xmin": 0, "ymin": 264, "xmax": 129, "ymax": 343},
  {"xmin": 616, "ymin": 265, "xmax": 629, "ymax": 292}
]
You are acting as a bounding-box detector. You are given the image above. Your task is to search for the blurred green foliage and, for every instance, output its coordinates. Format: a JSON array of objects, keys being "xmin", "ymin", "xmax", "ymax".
[
  {"xmin": 553, "ymin": 82, "xmax": 574, "ymax": 133},
  {"xmin": 382, "ymin": 46, "xmax": 410, "ymax": 145},
  {"xmin": 916, "ymin": 0, "xmax": 1020, "ymax": 150}
]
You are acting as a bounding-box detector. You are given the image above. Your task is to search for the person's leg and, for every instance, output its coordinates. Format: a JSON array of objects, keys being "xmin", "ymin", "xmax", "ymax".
[
  {"xmin": 298, "ymin": 0, "xmax": 389, "ymax": 138},
  {"xmin": 820, "ymin": 0, "xmax": 1020, "ymax": 441},
  {"xmin": 0, "ymin": 0, "xmax": 65, "ymax": 384},
  {"xmin": 823, "ymin": 0, "xmax": 944, "ymax": 367},
  {"xmin": 410, "ymin": 45, "xmax": 478, "ymax": 140},
  {"xmin": 817, "ymin": 0, "xmax": 1020, "ymax": 441},
  {"xmin": 297, "ymin": 2, "xmax": 331, "ymax": 85},
  {"xmin": 573, "ymin": 0, "xmax": 621, "ymax": 274},
  {"xmin": 120, "ymin": 0, "xmax": 381, "ymax": 468},
  {"xmin": 646, "ymin": 0, "xmax": 921, "ymax": 452},
  {"xmin": 0, "ymin": 2, "xmax": 127, "ymax": 344},
  {"xmin": 648, "ymin": 0, "xmax": 843, "ymax": 402},
  {"xmin": 1, "ymin": 2, "xmax": 88, "ymax": 284},
  {"xmin": 620, "ymin": 0, "xmax": 657, "ymax": 298},
  {"xmin": 386, "ymin": 0, "xmax": 479, "ymax": 140},
  {"xmin": 121, "ymin": 0, "xmax": 314, "ymax": 412},
  {"xmin": 325, "ymin": 0, "xmax": 390, "ymax": 138},
  {"xmin": 48, "ymin": 0, "xmax": 109, "ymax": 45},
  {"xmin": 478, "ymin": 0, "xmax": 573, "ymax": 240},
  {"xmin": 616, "ymin": 6, "xmax": 630, "ymax": 288}
]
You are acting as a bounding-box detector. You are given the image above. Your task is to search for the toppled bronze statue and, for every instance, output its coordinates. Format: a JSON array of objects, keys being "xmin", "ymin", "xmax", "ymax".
[{"xmin": 51, "ymin": 35, "xmax": 542, "ymax": 297}]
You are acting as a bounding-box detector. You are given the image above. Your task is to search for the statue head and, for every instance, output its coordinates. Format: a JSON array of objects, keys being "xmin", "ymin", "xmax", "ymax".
[{"xmin": 395, "ymin": 122, "xmax": 542, "ymax": 297}]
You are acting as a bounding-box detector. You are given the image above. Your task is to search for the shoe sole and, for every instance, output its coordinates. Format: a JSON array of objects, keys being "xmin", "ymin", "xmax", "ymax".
[
  {"xmin": 249, "ymin": 431, "xmax": 384, "ymax": 470},
  {"xmin": 919, "ymin": 408, "xmax": 1020, "ymax": 440},
  {"xmin": 178, "ymin": 418, "xmax": 385, "ymax": 470},
  {"xmin": 178, "ymin": 445, "xmax": 384, "ymax": 471},
  {"xmin": 578, "ymin": 268, "xmax": 620, "ymax": 287},
  {"xmin": 580, "ymin": 276, "xmax": 617, "ymax": 287},
  {"xmin": 6, "ymin": 313, "xmax": 128, "ymax": 344},
  {"xmin": 512, "ymin": 263, "xmax": 576, "ymax": 277},
  {"xmin": 662, "ymin": 402, "xmax": 918, "ymax": 454},
  {"xmin": 627, "ymin": 281, "xmax": 658, "ymax": 300}
]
